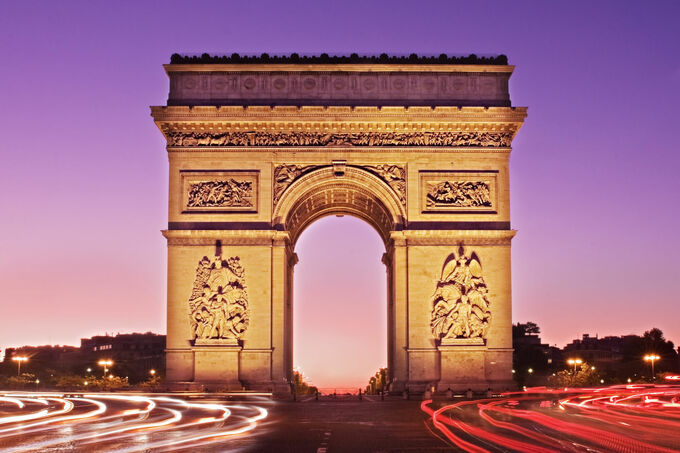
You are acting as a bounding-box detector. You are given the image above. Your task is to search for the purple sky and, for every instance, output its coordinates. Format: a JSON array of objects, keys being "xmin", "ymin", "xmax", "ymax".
[{"xmin": 1, "ymin": 1, "xmax": 679, "ymax": 387}]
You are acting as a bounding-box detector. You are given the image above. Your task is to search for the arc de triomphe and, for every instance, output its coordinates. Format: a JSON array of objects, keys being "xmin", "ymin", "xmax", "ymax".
[{"xmin": 151, "ymin": 54, "xmax": 526, "ymax": 393}]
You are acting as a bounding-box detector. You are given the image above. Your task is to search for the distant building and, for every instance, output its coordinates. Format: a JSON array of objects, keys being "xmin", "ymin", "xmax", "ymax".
[
  {"xmin": 563, "ymin": 334, "xmax": 633, "ymax": 365},
  {"xmin": 80, "ymin": 332, "xmax": 165, "ymax": 382},
  {"xmin": 512, "ymin": 323, "xmax": 556, "ymax": 385},
  {"xmin": 2, "ymin": 345, "xmax": 81, "ymax": 373}
]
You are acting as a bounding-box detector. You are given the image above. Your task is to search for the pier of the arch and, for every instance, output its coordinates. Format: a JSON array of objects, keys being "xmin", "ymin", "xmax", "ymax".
[{"xmin": 153, "ymin": 55, "xmax": 526, "ymax": 393}]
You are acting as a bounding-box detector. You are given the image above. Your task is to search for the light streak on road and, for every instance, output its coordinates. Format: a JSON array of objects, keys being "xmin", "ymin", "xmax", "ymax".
[
  {"xmin": 0, "ymin": 392, "xmax": 269, "ymax": 452},
  {"xmin": 422, "ymin": 384, "xmax": 680, "ymax": 453}
]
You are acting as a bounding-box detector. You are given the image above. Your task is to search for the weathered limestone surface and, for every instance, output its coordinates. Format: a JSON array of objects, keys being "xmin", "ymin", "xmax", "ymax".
[{"xmin": 153, "ymin": 57, "xmax": 526, "ymax": 393}]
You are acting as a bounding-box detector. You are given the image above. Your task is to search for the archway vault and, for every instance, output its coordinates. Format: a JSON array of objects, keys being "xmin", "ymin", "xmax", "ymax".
[
  {"xmin": 154, "ymin": 55, "xmax": 526, "ymax": 395},
  {"xmin": 274, "ymin": 166, "xmax": 406, "ymax": 247}
]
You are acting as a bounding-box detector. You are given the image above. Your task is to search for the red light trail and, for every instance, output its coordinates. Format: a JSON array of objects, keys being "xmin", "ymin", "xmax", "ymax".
[{"xmin": 422, "ymin": 384, "xmax": 680, "ymax": 452}]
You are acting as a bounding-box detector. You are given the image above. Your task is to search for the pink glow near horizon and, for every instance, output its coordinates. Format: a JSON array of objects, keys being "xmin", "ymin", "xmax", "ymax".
[
  {"xmin": 294, "ymin": 216, "xmax": 387, "ymax": 389},
  {"xmin": 0, "ymin": 2, "xmax": 679, "ymax": 384}
]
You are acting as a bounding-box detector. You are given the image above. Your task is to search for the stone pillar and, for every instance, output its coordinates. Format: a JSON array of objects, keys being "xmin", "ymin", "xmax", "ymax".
[
  {"xmin": 166, "ymin": 241, "xmax": 195, "ymax": 383},
  {"xmin": 270, "ymin": 237, "xmax": 290, "ymax": 394},
  {"xmin": 388, "ymin": 238, "xmax": 409, "ymax": 392}
]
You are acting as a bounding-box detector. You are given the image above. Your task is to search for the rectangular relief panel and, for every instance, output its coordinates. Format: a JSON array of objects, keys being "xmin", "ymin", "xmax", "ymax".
[
  {"xmin": 420, "ymin": 170, "xmax": 498, "ymax": 214},
  {"xmin": 180, "ymin": 170, "xmax": 258, "ymax": 213}
]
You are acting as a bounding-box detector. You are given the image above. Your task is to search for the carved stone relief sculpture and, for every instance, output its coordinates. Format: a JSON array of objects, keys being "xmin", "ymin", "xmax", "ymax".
[
  {"xmin": 188, "ymin": 179, "xmax": 253, "ymax": 208},
  {"xmin": 426, "ymin": 181, "xmax": 490, "ymax": 208},
  {"xmin": 364, "ymin": 164, "xmax": 406, "ymax": 206},
  {"xmin": 188, "ymin": 254, "xmax": 250, "ymax": 342},
  {"xmin": 431, "ymin": 248, "xmax": 491, "ymax": 342},
  {"xmin": 273, "ymin": 164, "xmax": 319, "ymax": 204},
  {"xmin": 166, "ymin": 130, "xmax": 511, "ymax": 148}
]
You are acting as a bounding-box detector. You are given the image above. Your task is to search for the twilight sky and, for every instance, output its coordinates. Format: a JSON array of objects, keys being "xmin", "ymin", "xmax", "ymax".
[{"xmin": 1, "ymin": 1, "xmax": 679, "ymax": 388}]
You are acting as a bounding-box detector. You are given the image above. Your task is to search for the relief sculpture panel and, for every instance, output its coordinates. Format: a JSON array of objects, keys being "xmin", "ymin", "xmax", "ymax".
[
  {"xmin": 420, "ymin": 171, "xmax": 497, "ymax": 213},
  {"xmin": 273, "ymin": 164, "xmax": 320, "ymax": 205},
  {"xmin": 431, "ymin": 248, "xmax": 491, "ymax": 344},
  {"xmin": 189, "ymin": 254, "xmax": 250, "ymax": 344},
  {"xmin": 181, "ymin": 170, "xmax": 258, "ymax": 213},
  {"xmin": 363, "ymin": 164, "xmax": 406, "ymax": 206}
]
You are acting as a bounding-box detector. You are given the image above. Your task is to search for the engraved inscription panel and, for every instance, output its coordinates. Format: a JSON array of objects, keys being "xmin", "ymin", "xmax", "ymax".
[
  {"xmin": 180, "ymin": 170, "xmax": 258, "ymax": 213},
  {"xmin": 420, "ymin": 171, "xmax": 497, "ymax": 213}
]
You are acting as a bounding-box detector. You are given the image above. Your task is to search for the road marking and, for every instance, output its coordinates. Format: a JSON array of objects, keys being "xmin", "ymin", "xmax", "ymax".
[{"xmin": 316, "ymin": 430, "xmax": 332, "ymax": 452}]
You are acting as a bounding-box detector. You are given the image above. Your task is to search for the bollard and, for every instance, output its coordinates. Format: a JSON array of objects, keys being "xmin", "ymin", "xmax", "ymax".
[
  {"xmin": 316, "ymin": 390, "xmax": 319, "ymax": 401},
  {"xmin": 466, "ymin": 388, "xmax": 473, "ymax": 399},
  {"xmin": 359, "ymin": 388, "xmax": 362, "ymax": 400},
  {"xmin": 446, "ymin": 387, "xmax": 453, "ymax": 399}
]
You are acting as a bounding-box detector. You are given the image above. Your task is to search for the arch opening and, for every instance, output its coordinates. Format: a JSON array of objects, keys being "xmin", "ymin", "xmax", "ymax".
[{"xmin": 293, "ymin": 214, "xmax": 387, "ymax": 390}]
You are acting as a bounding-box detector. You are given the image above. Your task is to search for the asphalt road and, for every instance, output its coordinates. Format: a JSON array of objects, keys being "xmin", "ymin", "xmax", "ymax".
[
  {"xmin": 253, "ymin": 397, "xmax": 454, "ymax": 453},
  {"xmin": 0, "ymin": 392, "xmax": 455, "ymax": 453}
]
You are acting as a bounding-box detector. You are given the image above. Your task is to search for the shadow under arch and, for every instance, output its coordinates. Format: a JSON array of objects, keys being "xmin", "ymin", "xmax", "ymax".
[{"xmin": 273, "ymin": 166, "xmax": 407, "ymax": 247}]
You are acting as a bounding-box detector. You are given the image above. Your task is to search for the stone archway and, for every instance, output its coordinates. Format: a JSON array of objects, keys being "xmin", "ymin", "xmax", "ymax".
[
  {"xmin": 153, "ymin": 54, "xmax": 526, "ymax": 393},
  {"xmin": 274, "ymin": 165, "xmax": 406, "ymax": 245},
  {"xmin": 274, "ymin": 165, "xmax": 407, "ymax": 389}
]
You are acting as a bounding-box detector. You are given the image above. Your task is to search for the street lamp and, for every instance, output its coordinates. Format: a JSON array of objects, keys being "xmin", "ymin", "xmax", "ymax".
[
  {"xmin": 644, "ymin": 354, "xmax": 660, "ymax": 380},
  {"xmin": 567, "ymin": 358, "xmax": 583, "ymax": 374},
  {"xmin": 150, "ymin": 369, "xmax": 156, "ymax": 376},
  {"xmin": 98, "ymin": 359, "xmax": 113, "ymax": 376},
  {"xmin": 11, "ymin": 356, "xmax": 28, "ymax": 376}
]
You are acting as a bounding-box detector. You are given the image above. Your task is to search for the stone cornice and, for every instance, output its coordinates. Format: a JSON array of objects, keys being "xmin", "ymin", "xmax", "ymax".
[
  {"xmin": 390, "ymin": 229, "xmax": 516, "ymax": 246},
  {"xmin": 162, "ymin": 229, "xmax": 290, "ymax": 246},
  {"xmin": 151, "ymin": 105, "xmax": 527, "ymax": 122},
  {"xmin": 164, "ymin": 63, "xmax": 514, "ymax": 73}
]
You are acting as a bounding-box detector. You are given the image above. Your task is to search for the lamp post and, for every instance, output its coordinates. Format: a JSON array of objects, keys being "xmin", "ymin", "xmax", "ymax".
[
  {"xmin": 98, "ymin": 359, "xmax": 113, "ymax": 377},
  {"xmin": 567, "ymin": 358, "xmax": 582, "ymax": 374},
  {"xmin": 644, "ymin": 354, "xmax": 660, "ymax": 380},
  {"xmin": 11, "ymin": 356, "xmax": 28, "ymax": 376}
]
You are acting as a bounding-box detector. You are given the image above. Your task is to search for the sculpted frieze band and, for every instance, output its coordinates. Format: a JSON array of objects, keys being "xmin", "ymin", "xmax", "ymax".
[
  {"xmin": 431, "ymin": 248, "xmax": 491, "ymax": 343},
  {"xmin": 189, "ymin": 254, "xmax": 250, "ymax": 342},
  {"xmin": 166, "ymin": 130, "xmax": 511, "ymax": 148}
]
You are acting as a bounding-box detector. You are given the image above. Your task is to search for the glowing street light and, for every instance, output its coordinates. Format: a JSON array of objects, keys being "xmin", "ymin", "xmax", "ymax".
[
  {"xmin": 11, "ymin": 356, "xmax": 28, "ymax": 376},
  {"xmin": 150, "ymin": 369, "xmax": 156, "ymax": 376},
  {"xmin": 644, "ymin": 354, "xmax": 661, "ymax": 380},
  {"xmin": 98, "ymin": 359, "xmax": 113, "ymax": 376},
  {"xmin": 567, "ymin": 358, "xmax": 583, "ymax": 374}
]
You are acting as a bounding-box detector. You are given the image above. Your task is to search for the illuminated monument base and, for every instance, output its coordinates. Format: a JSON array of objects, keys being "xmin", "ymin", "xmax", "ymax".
[{"xmin": 152, "ymin": 54, "xmax": 526, "ymax": 393}]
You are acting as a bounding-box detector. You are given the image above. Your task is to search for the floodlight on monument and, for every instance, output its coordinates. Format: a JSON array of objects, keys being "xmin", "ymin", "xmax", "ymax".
[
  {"xmin": 644, "ymin": 354, "xmax": 661, "ymax": 379},
  {"xmin": 11, "ymin": 356, "xmax": 28, "ymax": 375}
]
